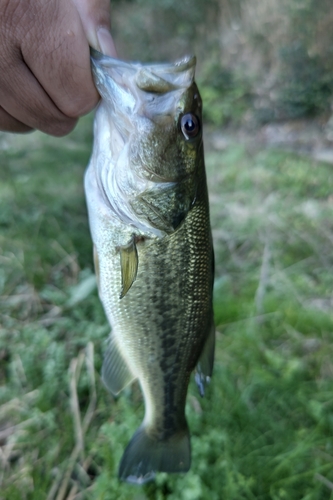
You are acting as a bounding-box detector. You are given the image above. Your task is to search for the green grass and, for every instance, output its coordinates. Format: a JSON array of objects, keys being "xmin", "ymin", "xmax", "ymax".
[{"xmin": 1, "ymin": 118, "xmax": 333, "ymax": 499}]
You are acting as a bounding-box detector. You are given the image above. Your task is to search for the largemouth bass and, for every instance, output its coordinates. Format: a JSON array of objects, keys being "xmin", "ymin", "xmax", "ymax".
[{"xmin": 84, "ymin": 50, "xmax": 214, "ymax": 484}]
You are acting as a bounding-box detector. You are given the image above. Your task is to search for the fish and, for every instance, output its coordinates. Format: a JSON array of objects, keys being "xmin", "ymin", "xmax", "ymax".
[{"xmin": 84, "ymin": 49, "xmax": 215, "ymax": 485}]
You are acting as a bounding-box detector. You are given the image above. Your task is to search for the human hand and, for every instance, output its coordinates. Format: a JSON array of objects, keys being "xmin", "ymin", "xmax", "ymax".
[{"xmin": 0, "ymin": 0, "xmax": 116, "ymax": 136}]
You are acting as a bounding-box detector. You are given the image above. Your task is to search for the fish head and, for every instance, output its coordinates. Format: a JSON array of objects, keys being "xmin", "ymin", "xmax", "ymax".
[{"xmin": 90, "ymin": 50, "xmax": 204, "ymax": 235}]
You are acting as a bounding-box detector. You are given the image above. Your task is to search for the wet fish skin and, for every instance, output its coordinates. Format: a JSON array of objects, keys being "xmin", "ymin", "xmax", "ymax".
[{"xmin": 84, "ymin": 50, "xmax": 214, "ymax": 484}]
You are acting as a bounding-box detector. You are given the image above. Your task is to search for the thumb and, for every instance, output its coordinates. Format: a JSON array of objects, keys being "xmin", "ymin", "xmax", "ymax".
[{"xmin": 72, "ymin": 0, "xmax": 117, "ymax": 56}]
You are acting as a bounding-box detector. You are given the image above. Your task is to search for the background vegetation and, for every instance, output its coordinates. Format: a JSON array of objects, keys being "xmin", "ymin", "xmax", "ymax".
[
  {"xmin": 1, "ymin": 0, "xmax": 333, "ymax": 499},
  {"xmin": 111, "ymin": 0, "xmax": 333, "ymax": 125}
]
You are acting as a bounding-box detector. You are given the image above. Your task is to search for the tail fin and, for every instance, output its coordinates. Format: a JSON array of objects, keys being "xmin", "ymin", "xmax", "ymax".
[{"xmin": 119, "ymin": 425, "xmax": 191, "ymax": 484}]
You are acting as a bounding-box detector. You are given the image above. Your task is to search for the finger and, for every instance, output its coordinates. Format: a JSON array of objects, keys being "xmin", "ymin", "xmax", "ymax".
[
  {"xmin": 20, "ymin": 0, "xmax": 99, "ymax": 119},
  {"xmin": 72, "ymin": 0, "xmax": 117, "ymax": 56},
  {"xmin": 0, "ymin": 0, "xmax": 94, "ymax": 134},
  {"xmin": 0, "ymin": 46, "xmax": 78, "ymax": 136},
  {"xmin": 0, "ymin": 106, "xmax": 32, "ymax": 134}
]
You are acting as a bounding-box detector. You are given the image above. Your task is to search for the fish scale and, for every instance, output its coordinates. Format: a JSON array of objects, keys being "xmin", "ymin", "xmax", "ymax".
[{"xmin": 85, "ymin": 49, "xmax": 214, "ymax": 484}]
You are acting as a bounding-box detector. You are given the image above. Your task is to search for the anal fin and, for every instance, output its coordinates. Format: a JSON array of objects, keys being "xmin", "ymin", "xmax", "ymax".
[
  {"xmin": 102, "ymin": 334, "xmax": 136, "ymax": 396},
  {"xmin": 195, "ymin": 318, "xmax": 215, "ymax": 397},
  {"xmin": 119, "ymin": 235, "xmax": 138, "ymax": 299}
]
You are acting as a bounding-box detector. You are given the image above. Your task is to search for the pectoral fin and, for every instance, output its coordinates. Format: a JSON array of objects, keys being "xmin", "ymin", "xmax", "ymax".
[
  {"xmin": 195, "ymin": 318, "xmax": 215, "ymax": 397},
  {"xmin": 119, "ymin": 236, "xmax": 138, "ymax": 299},
  {"xmin": 102, "ymin": 334, "xmax": 136, "ymax": 396}
]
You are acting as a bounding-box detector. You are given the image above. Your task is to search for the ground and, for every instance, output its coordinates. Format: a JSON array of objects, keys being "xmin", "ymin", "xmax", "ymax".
[{"xmin": 1, "ymin": 115, "xmax": 333, "ymax": 499}]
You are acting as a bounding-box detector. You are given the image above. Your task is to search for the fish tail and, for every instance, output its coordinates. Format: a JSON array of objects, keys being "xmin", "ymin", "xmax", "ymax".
[{"xmin": 118, "ymin": 424, "xmax": 191, "ymax": 484}]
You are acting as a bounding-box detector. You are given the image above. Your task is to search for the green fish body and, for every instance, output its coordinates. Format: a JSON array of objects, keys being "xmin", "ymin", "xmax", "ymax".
[{"xmin": 84, "ymin": 50, "xmax": 214, "ymax": 484}]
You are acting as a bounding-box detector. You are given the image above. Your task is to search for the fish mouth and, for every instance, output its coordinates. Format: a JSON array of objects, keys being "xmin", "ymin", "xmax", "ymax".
[
  {"xmin": 90, "ymin": 49, "xmax": 196, "ymax": 96},
  {"xmin": 90, "ymin": 48, "xmax": 196, "ymax": 76}
]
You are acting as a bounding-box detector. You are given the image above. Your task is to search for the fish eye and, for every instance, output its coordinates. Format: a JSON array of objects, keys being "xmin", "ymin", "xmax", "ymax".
[{"xmin": 180, "ymin": 113, "xmax": 200, "ymax": 140}]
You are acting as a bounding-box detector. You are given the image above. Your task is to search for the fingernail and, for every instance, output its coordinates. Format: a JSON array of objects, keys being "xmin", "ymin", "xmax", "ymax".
[{"xmin": 97, "ymin": 28, "xmax": 118, "ymax": 57}]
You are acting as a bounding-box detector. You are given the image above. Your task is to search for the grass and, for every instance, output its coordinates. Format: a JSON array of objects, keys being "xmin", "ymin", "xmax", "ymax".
[{"xmin": 1, "ymin": 116, "xmax": 333, "ymax": 499}]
